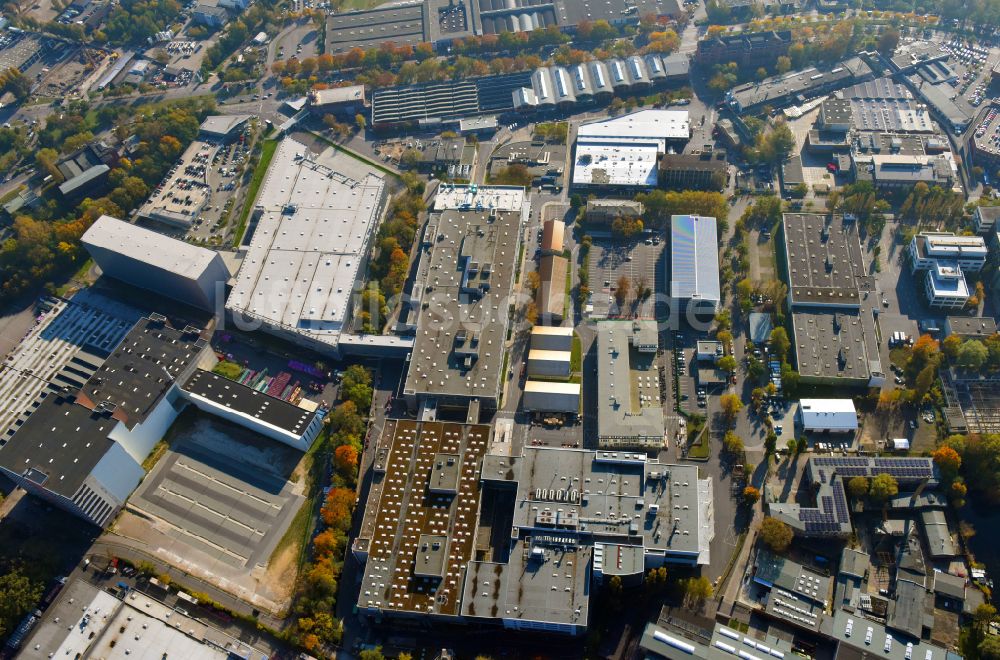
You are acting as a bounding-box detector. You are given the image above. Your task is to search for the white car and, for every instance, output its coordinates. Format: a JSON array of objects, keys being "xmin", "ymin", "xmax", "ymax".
[{"xmin": 865, "ymin": 627, "xmax": 873, "ymax": 645}]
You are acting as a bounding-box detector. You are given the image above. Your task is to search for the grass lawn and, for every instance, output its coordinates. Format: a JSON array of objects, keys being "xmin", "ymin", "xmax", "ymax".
[
  {"xmin": 268, "ymin": 430, "xmax": 326, "ymax": 567},
  {"xmin": 570, "ymin": 333, "xmax": 582, "ymax": 373},
  {"xmin": 889, "ymin": 347, "xmax": 910, "ymax": 370},
  {"xmin": 687, "ymin": 437, "xmax": 711, "ymax": 459},
  {"xmin": 233, "ymin": 138, "xmax": 278, "ymax": 246}
]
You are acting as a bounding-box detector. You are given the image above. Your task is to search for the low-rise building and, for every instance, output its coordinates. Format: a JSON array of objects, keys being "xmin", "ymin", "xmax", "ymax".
[
  {"xmin": 541, "ymin": 219, "xmax": 565, "ymax": 255},
  {"xmin": 670, "ymin": 214, "xmax": 720, "ymax": 315},
  {"xmin": 536, "ymin": 254, "xmax": 568, "ymax": 324},
  {"xmin": 943, "ymin": 315, "xmax": 997, "ymax": 340},
  {"xmin": 199, "ymin": 114, "xmax": 251, "ymax": 140},
  {"xmin": 530, "ymin": 326, "xmax": 574, "ymax": 352},
  {"xmin": 853, "ymin": 153, "xmax": 956, "ymax": 191},
  {"xmin": 584, "ymin": 199, "xmax": 644, "ymax": 223},
  {"xmin": 798, "ymin": 398, "xmax": 858, "ymax": 433},
  {"xmin": 658, "ymin": 152, "xmax": 727, "ymax": 191},
  {"xmin": 527, "ymin": 349, "xmax": 571, "ymax": 379},
  {"xmin": 908, "ymin": 232, "xmax": 987, "ymax": 309},
  {"xmin": 307, "ymin": 84, "xmax": 366, "ymax": 116},
  {"xmin": 522, "ymin": 380, "xmax": 580, "ymax": 413},
  {"xmin": 192, "ymin": 4, "xmax": 228, "ymax": 26},
  {"xmin": 973, "ymin": 205, "xmax": 1000, "ymax": 234},
  {"xmin": 597, "ymin": 320, "xmax": 663, "ymax": 449}
]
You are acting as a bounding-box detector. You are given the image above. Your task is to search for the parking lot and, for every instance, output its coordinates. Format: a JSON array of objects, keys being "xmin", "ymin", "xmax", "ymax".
[
  {"xmin": 587, "ymin": 234, "xmax": 665, "ymax": 319},
  {"xmin": 127, "ymin": 413, "xmax": 304, "ymax": 572}
]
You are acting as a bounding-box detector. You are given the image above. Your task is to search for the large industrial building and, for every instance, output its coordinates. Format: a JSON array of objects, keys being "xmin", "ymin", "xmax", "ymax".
[
  {"xmin": 225, "ymin": 137, "xmax": 388, "ymax": 356},
  {"xmin": 0, "ymin": 316, "xmax": 213, "ymax": 527},
  {"xmin": 780, "ymin": 214, "xmax": 884, "ymax": 387},
  {"xmin": 81, "ymin": 215, "xmax": 230, "ymax": 312},
  {"xmin": 0, "ymin": 310, "xmax": 329, "ymax": 529},
  {"xmin": 327, "ymin": 0, "xmax": 680, "ymax": 54},
  {"xmin": 596, "ymin": 320, "xmax": 664, "ymax": 450},
  {"xmin": 371, "ymin": 53, "xmax": 689, "ymax": 129},
  {"xmin": 354, "ymin": 417, "xmax": 713, "ymax": 635},
  {"xmin": 402, "ymin": 186, "xmax": 525, "ymax": 413},
  {"xmin": 669, "ymin": 214, "xmax": 720, "ymax": 316}
]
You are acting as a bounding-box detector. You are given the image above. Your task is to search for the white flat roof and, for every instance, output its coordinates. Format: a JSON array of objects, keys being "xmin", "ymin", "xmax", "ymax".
[
  {"xmin": 225, "ymin": 138, "xmax": 385, "ymax": 347},
  {"xmin": 524, "ymin": 380, "xmax": 581, "ymax": 394},
  {"xmin": 577, "ymin": 109, "xmax": 690, "ymax": 141},
  {"xmin": 799, "ymin": 398, "xmax": 858, "ymax": 429},
  {"xmin": 82, "ymin": 215, "xmax": 220, "ymax": 277},
  {"xmin": 572, "ymin": 141, "xmax": 660, "ymax": 188},
  {"xmin": 432, "ymin": 184, "xmax": 524, "ymax": 211},
  {"xmin": 199, "ymin": 114, "xmax": 251, "ymax": 136}
]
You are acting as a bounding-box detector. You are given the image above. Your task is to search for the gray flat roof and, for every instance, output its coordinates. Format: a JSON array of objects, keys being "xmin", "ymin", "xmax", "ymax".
[
  {"xmin": 182, "ymin": 369, "xmax": 318, "ymax": 438},
  {"xmin": 58, "ymin": 164, "xmax": 109, "ymax": 196},
  {"xmin": 946, "ymin": 315, "xmax": 997, "ymax": 338},
  {"xmin": 324, "ymin": 3, "xmax": 425, "ymax": 52},
  {"xmin": 670, "ymin": 214, "xmax": 720, "ymax": 305},
  {"xmin": 82, "ymin": 214, "xmax": 221, "ymax": 278},
  {"xmin": 225, "ymin": 137, "xmax": 385, "ymax": 350},
  {"xmin": 791, "ymin": 310, "xmax": 872, "ymax": 382},
  {"xmin": 0, "ymin": 390, "xmax": 116, "ymax": 499},
  {"xmin": 79, "ymin": 317, "xmax": 204, "ymax": 429},
  {"xmin": 782, "ymin": 213, "xmax": 865, "ymax": 307},
  {"xmin": 512, "ymin": 447, "xmax": 711, "ymax": 562},
  {"xmin": 730, "ymin": 58, "xmax": 871, "ymax": 111},
  {"xmin": 596, "ymin": 321, "xmax": 664, "ymax": 445},
  {"xmin": 403, "ymin": 187, "xmax": 522, "ymax": 406},
  {"xmin": 199, "ymin": 114, "xmax": 251, "ymax": 137}
]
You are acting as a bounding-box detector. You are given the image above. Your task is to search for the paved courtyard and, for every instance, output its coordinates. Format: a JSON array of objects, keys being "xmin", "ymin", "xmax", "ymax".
[{"xmin": 128, "ymin": 412, "xmax": 304, "ymax": 571}]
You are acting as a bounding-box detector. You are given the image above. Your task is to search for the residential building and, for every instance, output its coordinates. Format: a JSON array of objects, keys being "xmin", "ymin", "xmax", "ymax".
[
  {"xmin": 81, "ymin": 215, "xmax": 230, "ymax": 312},
  {"xmin": 694, "ymin": 30, "xmax": 791, "ymax": 69}
]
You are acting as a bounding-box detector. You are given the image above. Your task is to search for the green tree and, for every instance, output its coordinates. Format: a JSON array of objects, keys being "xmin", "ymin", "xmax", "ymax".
[
  {"xmin": 717, "ymin": 355, "xmax": 737, "ymax": 372},
  {"xmin": 869, "ymin": 473, "xmax": 899, "ymax": 501},
  {"xmin": 956, "ymin": 340, "xmax": 988, "ymax": 371},
  {"xmin": 720, "ymin": 393, "xmax": 743, "ymax": 423},
  {"xmin": 723, "ymin": 431, "xmax": 744, "ymax": 455},
  {"xmin": 743, "ymin": 485, "xmax": 761, "ymax": 505},
  {"xmin": 760, "ymin": 517, "xmax": 793, "ymax": 553},
  {"xmin": 359, "ymin": 647, "xmax": 385, "ymax": 660},
  {"xmin": 0, "ymin": 569, "xmax": 42, "ymax": 639},
  {"xmin": 682, "ymin": 576, "xmax": 713, "ymax": 608},
  {"xmin": 775, "ymin": 56, "xmax": 791, "ymax": 74},
  {"xmin": 770, "ymin": 327, "xmax": 790, "ymax": 361},
  {"xmin": 355, "ymin": 114, "xmax": 366, "ymax": 132}
]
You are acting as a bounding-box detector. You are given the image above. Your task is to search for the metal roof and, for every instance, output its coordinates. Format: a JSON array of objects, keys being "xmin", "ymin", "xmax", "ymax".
[{"xmin": 669, "ymin": 214, "xmax": 721, "ymax": 306}]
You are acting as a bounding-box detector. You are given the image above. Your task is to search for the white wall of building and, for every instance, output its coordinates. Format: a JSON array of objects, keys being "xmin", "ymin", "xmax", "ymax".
[{"xmin": 181, "ymin": 391, "xmax": 322, "ymax": 451}]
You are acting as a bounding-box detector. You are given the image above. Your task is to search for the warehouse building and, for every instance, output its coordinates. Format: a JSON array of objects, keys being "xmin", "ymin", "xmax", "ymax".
[
  {"xmin": 527, "ymin": 349, "xmax": 571, "ymax": 379},
  {"xmin": 540, "ymin": 219, "xmax": 564, "ymax": 255},
  {"xmin": 371, "ymin": 73, "xmax": 531, "ymax": 129},
  {"xmin": 225, "ymin": 137, "xmax": 387, "ymax": 356},
  {"xmin": 403, "ymin": 186, "xmax": 524, "ymax": 412},
  {"xmin": 572, "ymin": 110, "xmax": 690, "ymax": 192},
  {"xmin": 81, "ymin": 215, "xmax": 230, "ymax": 312},
  {"xmin": 597, "ymin": 321, "xmax": 664, "ymax": 449},
  {"xmin": 780, "ymin": 214, "xmax": 884, "ymax": 387},
  {"xmin": 536, "ymin": 254, "xmax": 568, "ymax": 324},
  {"xmin": 798, "ymin": 398, "xmax": 858, "ymax": 433},
  {"xmin": 669, "ymin": 214, "xmax": 720, "ymax": 315},
  {"xmin": 522, "ymin": 380, "xmax": 580, "ymax": 413},
  {"xmin": 530, "ymin": 325, "xmax": 574, "ymax": 352}
]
